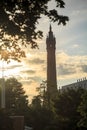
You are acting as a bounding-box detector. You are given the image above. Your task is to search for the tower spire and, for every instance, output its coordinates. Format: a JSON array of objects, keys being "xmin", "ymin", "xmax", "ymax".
[
  {"xmin": 49, "ymin": 24, "xmax": 52, "ymax": 32},
  {"xmin": 48, "ymin": 24, "xmax": 54, "ymax": 39}
]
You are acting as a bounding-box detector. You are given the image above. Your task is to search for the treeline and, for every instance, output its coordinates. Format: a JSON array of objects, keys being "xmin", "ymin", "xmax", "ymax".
[{"xmin": 0, "ymin": 77, "xmax": 87, "ymax": 130}]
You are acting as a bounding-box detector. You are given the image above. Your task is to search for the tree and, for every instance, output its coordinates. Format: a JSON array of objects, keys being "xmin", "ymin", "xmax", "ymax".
[
  {"xmin": 28, "ymin": 95, "xmax": 54, "ymax": 130},
  {"xmin": 0, "ymin": 77, "xmax": 29, "ymax": 116},
  {"xmin": 36, "ymin": 80, "xmax": 49, "ymax": 107},
  {"xmin": 78, "ymin": 90, "xmax": 87, "ymax": 128},
  {"xmin": 53, "ymin": 88, "xmax": 85, "ymax": 130},
  {"xmin": 0, "ymin": 0, "xmax": 69, "ymax": 62},
  {"xmin": 31, "ymin": 95, "xmax": 42, "ymax": 109}
]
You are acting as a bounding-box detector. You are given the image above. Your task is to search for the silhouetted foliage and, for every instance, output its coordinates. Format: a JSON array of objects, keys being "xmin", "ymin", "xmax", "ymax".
[
  {"xmin": 0, "ymin": 0, "xmax": 69, "ymax": 62},
  {"xmin": 28, "ymin": 87, "xmax": 86, "ymax": 130},
  {"xmin": 0, "ymin": 77, "xmax": 29, "ymax": 116},
  {"xmin": 53, "ymin": 88, "xmax": 86, "ymax": 130},
  {"xmin": 28, "ymin": 96, "xmax": 54, "ymax": 130},
  {"xmin": 78, "ymin": 90, "xmax": 87, "ymax": 128},
  {"xmin": 0, "ymin": 78, "xmax": 87, "ymax": 130}
]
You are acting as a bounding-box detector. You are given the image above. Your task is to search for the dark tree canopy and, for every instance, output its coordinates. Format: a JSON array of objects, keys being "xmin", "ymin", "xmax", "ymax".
[
  {"xmin": 78, "ymin": 91, "xmax": 87, "ymax": 128},
  {"xmin": 0, "ymin": 0, "xmax": 69, "ymax": 62},
  {"xmin": 0, "ymin": 77, "xmax": 29, "ymax": 116}
]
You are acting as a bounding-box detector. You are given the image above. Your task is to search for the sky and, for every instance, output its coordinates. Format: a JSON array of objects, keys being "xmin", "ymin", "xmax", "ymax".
[{"xmin": 0, "ymin": 0, "xmax": 87, "ymax": 101}]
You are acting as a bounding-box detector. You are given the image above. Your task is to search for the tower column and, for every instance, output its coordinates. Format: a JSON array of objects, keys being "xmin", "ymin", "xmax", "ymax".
[{"xmin": 46, "ymin": 25, "xmax": 57, "ymax": 97}]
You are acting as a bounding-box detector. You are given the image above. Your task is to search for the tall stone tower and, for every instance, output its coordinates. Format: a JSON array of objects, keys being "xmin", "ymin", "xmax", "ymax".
[{"xmin": 46, "ymin": 25, "xmax": 57, "ymax": 97}]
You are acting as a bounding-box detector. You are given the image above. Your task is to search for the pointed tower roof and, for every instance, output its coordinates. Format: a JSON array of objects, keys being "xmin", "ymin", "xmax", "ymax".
[
  {"xmin": 49, "ymin": 24, "xmax": 52, "ymax": 32},
  {"xmin": 48, "ymin": 24, "xmax": 54, "ymax": 38},
  {"xmin": 46, "ymin": 24, "xmax": 56, "ymax": 49}
]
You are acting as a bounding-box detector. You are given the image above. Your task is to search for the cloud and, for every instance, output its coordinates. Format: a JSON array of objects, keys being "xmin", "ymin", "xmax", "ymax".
[
  {"xmin": 22, "ymin": 80, "xmax": 39, "ymax": 101},
  {"xmin": 18, "ymin": 50, "xmax": 87, "ymax": 91},
  {"xmin": 21, "ymin": 50, "xmax": 87, "ymax": 84},
  {"xmin": 72, "ymin": 44, "xmax": 79, "ymax": 48},
  {"xmin": 29, "ymin": 76, "xmax": 42, "ymax": 82},
  {"xmin": 29, "ymin": 58, "xmax": 45, "ymax": 64},
  {"xmin": 21, "ymin": 69, "xmax": 36, "ymax": 75},
  {"xmin": 81, "ymin": 65, "xmax": 87, "ymax": 73},
  {"xmin": 21, "ymin": 79, "xmax": 34, "ymax": 86},
  {"xmin": 7, "ymin": 64, "xmax": 22, "ymax": 69},
  {"xmin": 58, "ymin": 64, "xmax": 76, "ymax": 76},
  {"xmin": 2, "ymin": 50, "xmax": 87, "ymax": 100},
  {"xmin": 53, "ymin": 0, "xmax": 87, "ymax": 57},
  {"xmin": 22, "ymin": 51, "xmax": 85, "ymax": 97},
  {"xmin": 19, "ymin": 75, "xmax": 42, "ymax": 85},
  {"xmin": 56, "ymin": 51, "xmax": 87, "ymax": 82},
  {"xmin": 24, "ymin": 51, "xmax": 46, "ymax": 64}
]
